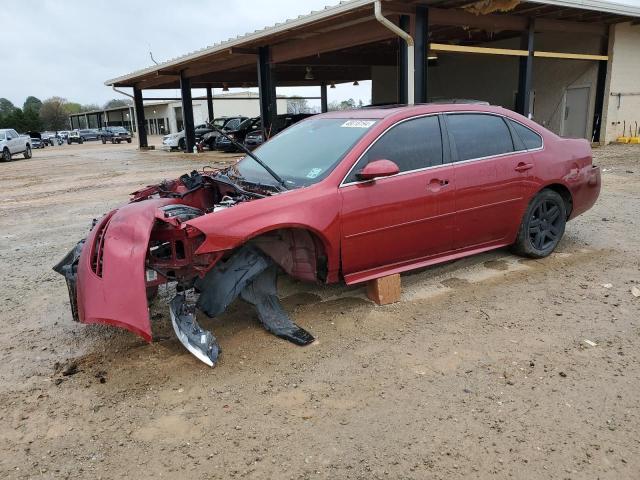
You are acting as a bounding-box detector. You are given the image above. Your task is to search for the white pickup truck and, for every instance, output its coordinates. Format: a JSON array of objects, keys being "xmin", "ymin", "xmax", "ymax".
[{"xmin": 1, "ymin": 129, "xmax": 32, "ymax": 161}]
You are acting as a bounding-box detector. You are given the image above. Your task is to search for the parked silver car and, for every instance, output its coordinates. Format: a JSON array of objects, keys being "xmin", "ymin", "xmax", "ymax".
[{"xmin": 0, "ymin": 129, "xmax": 32, "ymax": 161}]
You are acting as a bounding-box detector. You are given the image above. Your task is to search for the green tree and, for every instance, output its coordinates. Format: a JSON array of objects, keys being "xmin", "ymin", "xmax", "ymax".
[
  {"xmin": 23, "ymin": 96, "xmax": 43, "ymax": 114},
  {"xmin": 40, "ymin": 97, "xmax": 71, "ymax": 130},
  {"xmin": 0, "ymin": 98, "xmax": 16, "ymax": 117},
  {"xmin": 80, "ymin": 104, "xmax": 100, "ymax": 113},
  {"xmin": 65, "ymin": 102, "xmax": 82, "ymax": 114},
  {"xmin": 23, "ymin": 108, "xmax": 43, "ymax": 132},
  {"xmin": 104, "ymin": 98, "xmax": 132, "ymax": 109},
  {"xmin": 0, "ymin": 98, "xmax": 17, "ymax": 127}
]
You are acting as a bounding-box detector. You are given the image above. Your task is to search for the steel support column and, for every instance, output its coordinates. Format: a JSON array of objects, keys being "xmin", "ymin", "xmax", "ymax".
[
  {"xmin": 258, "ymin": 46, "xmax": 277, "ymax": 138},
  {"xmin": 321, "ymin": 83, "xmax": 329, "ymax": 113},
  {"xmin": 591, "ymin": 59, "xmax": 608, "ymax": 142},
  {"xmin": 180, "ymin": 72, "xmax": 196, "ymax": 153},
  {"xmin": 133, "ymin": 86, "xmax": 148, "ymax": 148},
  {"xmin": 398, "ymin": 15, "xmax": 410, "ymax": 104},
  {"xmin": 206, "ymin": 86, "xmax": 214, "ymax": 122},
  {"xmin": 414, "ymin": 6, "xmax": 429, "ymax": 103},
  {"xmin": 515, "ymin": 19, "xmax": 535, "ymax": 117}
]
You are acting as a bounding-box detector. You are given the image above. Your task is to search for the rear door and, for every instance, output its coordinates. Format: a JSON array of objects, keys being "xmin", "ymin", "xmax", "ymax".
[
  {"xmin": 340, "ymin": 115, "xmax": 456, "ymax": 278},
  {"xmin": 445, "ymin": 113, "xmax": 531, "ymax": 250}
]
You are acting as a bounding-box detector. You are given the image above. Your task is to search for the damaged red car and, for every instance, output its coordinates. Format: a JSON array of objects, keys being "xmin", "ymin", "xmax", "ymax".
[{"xmin": 55, "ymin": 104, "xmax": 601, "ymax": 366}]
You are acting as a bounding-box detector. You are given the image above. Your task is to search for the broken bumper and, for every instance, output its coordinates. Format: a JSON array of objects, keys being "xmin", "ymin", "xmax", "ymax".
[{"xmin": 55, "ymin": 198, "xmax": 177, "ymax": 342}]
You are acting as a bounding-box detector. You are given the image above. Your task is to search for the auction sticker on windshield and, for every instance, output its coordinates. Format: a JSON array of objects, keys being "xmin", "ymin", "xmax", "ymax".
[
  {"xmin": 306, "ymin": 168, "xmax": 323, "ymax": 179},
  {"xmin": 341, "ymin": 120, "xmax": 376, "ymax": 128}
]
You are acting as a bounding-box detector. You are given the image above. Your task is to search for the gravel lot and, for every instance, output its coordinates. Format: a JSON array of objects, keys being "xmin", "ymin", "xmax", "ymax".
[{"xmin": 0, "ymin": 140, "xmax": 639, "ymax": 479}]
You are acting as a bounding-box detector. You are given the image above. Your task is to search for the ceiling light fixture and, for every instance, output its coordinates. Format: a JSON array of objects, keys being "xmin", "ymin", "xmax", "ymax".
[
  {"xmin": 353, "ymin": 80, "xmax": 360, "ymax": 86},
  {"xmin": 305, "ymin": 67, "xmax": 315, "ymax": 80},
  {"xmin": 222, "ymin": 83, "xmax": 229, "ymax": 92},
  {"xmin": 330, "ymin": 81, "xmax": 336, "ymax": 89}
]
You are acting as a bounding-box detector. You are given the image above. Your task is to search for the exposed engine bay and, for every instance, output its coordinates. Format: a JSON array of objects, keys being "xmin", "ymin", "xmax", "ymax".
[{"xmin": 54, "ymin": 168, "xmax": 318, "ymax": 367}]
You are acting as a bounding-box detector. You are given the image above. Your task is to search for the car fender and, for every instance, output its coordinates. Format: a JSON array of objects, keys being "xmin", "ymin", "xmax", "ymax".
[{"xmin": 187, "ymin": 187, "xmax": 342, "ymax": 282}]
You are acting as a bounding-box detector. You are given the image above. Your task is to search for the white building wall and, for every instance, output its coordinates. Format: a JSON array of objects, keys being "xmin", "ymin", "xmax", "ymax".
[
  {"xmin": 603, "ymin": 22, "xmax": 640, "ymax": 143},
  {"xmin": 428, "ymin": 33, "xmax": 602, "ymax": 139},
  {"xmin": 139, "ymin": 93, "xmax": 288, "ymax": 134}
]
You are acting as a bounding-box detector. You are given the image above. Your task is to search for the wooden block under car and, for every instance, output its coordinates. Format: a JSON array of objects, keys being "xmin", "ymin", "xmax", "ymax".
[{"xmin": 367, "ymin": 274, "xmax": 401, "ymax": 305}]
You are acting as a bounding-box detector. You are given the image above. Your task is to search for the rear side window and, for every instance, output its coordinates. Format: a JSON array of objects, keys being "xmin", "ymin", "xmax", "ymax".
[
  {"xmin": 446, "ymin": 114, "xmax": 514, "ymax": 161},
  {"xmin": 347, "ymin": 115, "xmax": 443, "ymax": 182},
  {"xmin": 509, "ymin": 119, "xmax": 543, "ymax": 150}
]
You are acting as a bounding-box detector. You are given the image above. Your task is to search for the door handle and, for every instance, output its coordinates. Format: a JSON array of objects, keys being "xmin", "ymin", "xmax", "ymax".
[
  {"xmin": 515, "ymin": 163, "xmax": 533, "ymax": 173},
  {"xmin": 428, "ymin": 178, "xmax": 449, "ymax": 192}
]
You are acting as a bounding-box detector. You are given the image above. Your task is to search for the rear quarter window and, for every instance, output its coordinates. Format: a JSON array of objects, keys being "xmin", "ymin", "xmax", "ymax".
[
  {"xmin": 446, "ymin": 113, "xmax": 514, "ymax": 161},
  {"xmin": 508, "ymin": 119, "xmax": 543, "ymax": 150}
]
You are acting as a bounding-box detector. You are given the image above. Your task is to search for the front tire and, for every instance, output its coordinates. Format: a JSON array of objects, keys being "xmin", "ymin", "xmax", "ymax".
[
  {"xmin": 512, "ymin": 189, "xmax": 567, "ymax": 259},
  {"xmin": 2, "ymin": 148, "xmax": 11, "ymax": 162},
  {"xmin": 23, "ymin": 146, "xmax": 32, "ymax": 159}
]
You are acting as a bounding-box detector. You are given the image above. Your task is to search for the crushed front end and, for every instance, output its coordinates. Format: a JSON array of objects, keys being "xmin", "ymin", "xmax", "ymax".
[{"xmin": 54, "ymin": 170, "xmax": 314, "ymax": 367}]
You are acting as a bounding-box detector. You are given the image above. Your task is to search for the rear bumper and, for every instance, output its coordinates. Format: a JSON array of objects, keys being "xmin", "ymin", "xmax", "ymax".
[{"xmin": 569, "ymin": 165, "xmax": 601, "ymax": 219}]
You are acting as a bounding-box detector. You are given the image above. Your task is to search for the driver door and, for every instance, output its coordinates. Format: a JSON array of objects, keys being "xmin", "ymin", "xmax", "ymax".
[{"xmin": 339, "ymin": 115, "xmax": 455, "ymax": 281}]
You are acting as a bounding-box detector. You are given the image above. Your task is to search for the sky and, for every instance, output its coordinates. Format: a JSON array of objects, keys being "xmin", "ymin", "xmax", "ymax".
[
  {"xmin": 2, "ymin": 0, "xmax": 639, "ymax": 110},
  {"xmin": 0, "ymin": 0, "xmax": 371, "ymax": 110}
]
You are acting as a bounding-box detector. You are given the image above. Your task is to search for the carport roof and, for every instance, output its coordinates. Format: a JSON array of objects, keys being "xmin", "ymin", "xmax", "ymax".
[{"xmin": 105, "ymin": 0, "xmax": 640, "ymax": 89}]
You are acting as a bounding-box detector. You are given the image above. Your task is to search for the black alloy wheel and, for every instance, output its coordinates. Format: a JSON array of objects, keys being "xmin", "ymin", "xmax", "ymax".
[{"xmin": 513, "ymin": 189, "xmax": 567, "ymax": 258}]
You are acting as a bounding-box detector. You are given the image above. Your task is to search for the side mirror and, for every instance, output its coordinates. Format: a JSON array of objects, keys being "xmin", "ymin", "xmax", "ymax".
[{"xmin": 356, "ymin": 159, "xmax": 400, "ymax": 181}]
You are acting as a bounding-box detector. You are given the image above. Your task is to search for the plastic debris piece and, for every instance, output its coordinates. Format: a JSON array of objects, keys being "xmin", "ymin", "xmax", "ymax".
[{"xmin": 584, "ymin": 339, "xmax": 598, "ymax": 347}]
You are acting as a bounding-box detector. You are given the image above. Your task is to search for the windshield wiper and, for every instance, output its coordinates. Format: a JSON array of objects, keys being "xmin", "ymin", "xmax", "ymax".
[{"xmin": 207, "ymin": 123, "xmax": 288, "ymax": 191}]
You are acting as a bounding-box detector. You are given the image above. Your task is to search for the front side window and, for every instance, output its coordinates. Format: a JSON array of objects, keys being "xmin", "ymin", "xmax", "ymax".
[
  {"xmin": 508, "ymin": 119, "xmax": 543, "ymax": 150},
  {"xmin": 346, "ymin": 115, "xmax": 443, "ymax": 183},
  {"xmin": 446, "ymin": 114, "xmax": 514, "ymax": 162},
  {"xmin": 233, "ymin": 118, "xmax": 377, "ymax": 188},
  {"xmin": 0, "ymin": 133, "xmax": 5, "ymax": 141},
  {"xmin": 9, "ymin": 130, "xmax": 18, "ymax": 138}
]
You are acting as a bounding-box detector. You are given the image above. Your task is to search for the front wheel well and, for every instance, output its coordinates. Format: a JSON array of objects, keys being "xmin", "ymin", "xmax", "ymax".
[
  {"xmin": 543, "ymin": 184, "xmax": 573, "ymax": 218},
  {"xmin": 246, "ymin": 228, "xmax": 329, "ymax": 283}
]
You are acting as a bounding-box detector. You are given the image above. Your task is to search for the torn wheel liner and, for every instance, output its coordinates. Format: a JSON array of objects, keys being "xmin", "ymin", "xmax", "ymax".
[{"xmin": 170, "ymin": 245, "xmax": 315, "ymax": 366}]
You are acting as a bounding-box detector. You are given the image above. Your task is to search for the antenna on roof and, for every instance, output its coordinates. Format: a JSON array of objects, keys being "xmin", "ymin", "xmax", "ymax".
[{"xmin": 148, "ymin": 44, "xmax": 159, "ymax": 65}]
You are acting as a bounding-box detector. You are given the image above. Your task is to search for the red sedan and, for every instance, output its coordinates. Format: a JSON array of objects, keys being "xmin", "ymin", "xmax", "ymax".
[{"xmin": 55, "ymin": 104, "xmax": 601, "ymax": 366}]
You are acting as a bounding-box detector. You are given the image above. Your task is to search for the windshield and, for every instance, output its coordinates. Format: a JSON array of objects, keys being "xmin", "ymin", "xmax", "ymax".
[{"xmin": 233, "ymin": 118, "xmax": 377, "ymax": 188}]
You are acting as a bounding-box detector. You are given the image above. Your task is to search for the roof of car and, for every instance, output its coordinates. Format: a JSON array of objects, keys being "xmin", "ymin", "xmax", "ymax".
[{"xmin": 317, "ymin": 103, "xmax": 509, "ymax": 120}]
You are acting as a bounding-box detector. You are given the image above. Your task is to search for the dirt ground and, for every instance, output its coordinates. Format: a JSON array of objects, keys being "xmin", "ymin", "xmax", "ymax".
[{"xmin": 0, "ymin": 138, "xmax": 639, "ymax": 479}]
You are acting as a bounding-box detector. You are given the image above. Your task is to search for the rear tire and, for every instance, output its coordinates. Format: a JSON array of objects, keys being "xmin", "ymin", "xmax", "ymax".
[
  {"xmin": 126, "ymin": 139, "xmax": 131, "ymax": 143},
  {"xmin": 2, "ymin": 148, "xmax": 10, "ymax": 162},
  {"xmin": 102, "ymin": 137, "xmax": 107, "ymax": 144},
  {"xmin": 23, "ymin": 145, "xmax": 32, "ymax": 159},
  {"xmin": 178, "ymin": 138, "xmax": 185, "ymax": 151},
  {"xmin": 512, "ymin": 189, "xmax": 567, "ymax": 259}
]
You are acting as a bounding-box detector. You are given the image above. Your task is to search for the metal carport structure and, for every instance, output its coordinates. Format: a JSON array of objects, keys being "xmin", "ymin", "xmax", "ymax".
[{"xmin": 105, "ymin": 0, "xmax": 640, "ymax": 152}]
